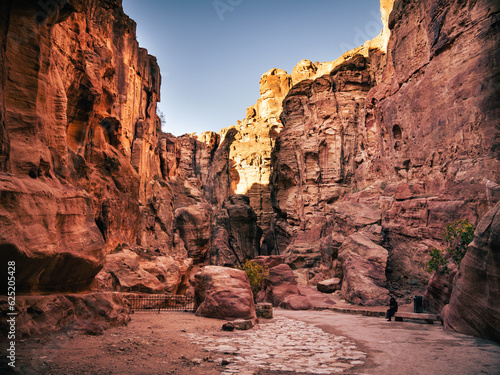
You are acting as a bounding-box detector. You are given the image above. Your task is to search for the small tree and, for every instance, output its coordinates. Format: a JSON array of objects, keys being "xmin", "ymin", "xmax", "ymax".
[
  {"xmin": 238, "ymin": 260, "xmax": 269, "ymax": 301},
  {"xmin": 442, "ymin": 219, "xmax": 475, "ymax": 267},
  {"xmin": 425, "ymin": 219, "xmax": 475, "ymax": 274}
]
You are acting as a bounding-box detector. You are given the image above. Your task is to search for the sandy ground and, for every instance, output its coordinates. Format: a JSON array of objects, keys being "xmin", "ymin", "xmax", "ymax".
[
  {"xmin": 277, "ymin": 309, "xmax": 500, "ymax": 375},
  {"xmin": 4, "ymin": 310, "xmax": 500, "ymax": 375}
]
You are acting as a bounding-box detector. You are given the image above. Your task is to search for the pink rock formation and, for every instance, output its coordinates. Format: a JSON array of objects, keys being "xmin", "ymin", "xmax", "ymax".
[
  {"xmin": 211, "ymin": 195, "xmax": 262, "ymax": 266},
  {"xmin": 441, "ymin": 202, "xmax": 500, "ymax": 342},
  {"xmin": 423, "ymin": 266, "xmax": 458, "ymax": 314},
  {"xmin": 317, "ymin": 278, "xmax": 342, "ymax": 294},
  {"xmin": 0, "ymin": 0, "xmax": 217, "ymax": 335},
  {"xmin": 0, "ymin": 176, "xmax": 105, "ymax": 293},
  {"xmin": 0, "ymin": 293, "xmax": 130, "ymax": 338},
  {"xmin": 1, "ymin": 0, "xmax": 499, "ymax": 343},
  {"xmin": 194, "ymin": 266, "xmax": 256, "ymax": 320},
  {"xmin": 210, "ymin": 69, "xmax": 292, "ymax": 234},
  {"xmin": 338, "ymin": 234, "xmax": 389, "ymax": 306},
  {"xmin": 96, "ymin": 247, "xmax": 192, "ymax": 294},
  {"xmin": 0, "ymin": 0, "xmax": 161, "ymax": 292},
  {"xmin": 259, "ymin": 263, "xmax": 335, "ymax": 310},
  {"xmin": 267, "ymin": 0, "xmax": 499, "ymax": 309}
]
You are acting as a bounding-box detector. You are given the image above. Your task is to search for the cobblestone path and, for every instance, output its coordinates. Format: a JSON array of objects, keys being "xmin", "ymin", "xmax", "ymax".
[{"xmin": 185, "ymin": 316, "xmax": 366, "ymax": 374}]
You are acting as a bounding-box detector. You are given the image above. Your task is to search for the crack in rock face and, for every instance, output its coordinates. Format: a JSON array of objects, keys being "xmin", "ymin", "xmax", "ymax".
[{"xmin": 185, "ymin": 316, "xmax": 366, "ymax": 374}]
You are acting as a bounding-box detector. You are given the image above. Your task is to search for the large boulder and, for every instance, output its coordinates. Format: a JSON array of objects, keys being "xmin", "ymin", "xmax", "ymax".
[
  {"xmin": 441, "ymin": 202, "xmax": 500, "ymax": 342},
  {"xmin": 263, "ymin": 264, "xmax": 300, "ymax": 307},
  {"xmin": 260, "ymin": 264, "xmax": 335, "ymax": 310},
  {"xmin": 175, "ymin": 203, "xmax": 212, "ymax": 264},
  {"xmin": 317, "ymin": 278, "xmax": 342, "ymax": 294},
  {"xmin": 96, "ymin": 248, "xmax": 192, "ymax": 294},
  {"xmin": 338, "ymin": 233, "xmax": 390, "ymax": 306},
  {"xmin": 194, "ymin": 266, "xmax": 256, "ymax": 320}
]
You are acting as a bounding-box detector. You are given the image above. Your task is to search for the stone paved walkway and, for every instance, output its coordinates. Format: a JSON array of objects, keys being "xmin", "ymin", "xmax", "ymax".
[{"xmin": 185, "ymin": 316, "xmax": 367, "ymax": 374}]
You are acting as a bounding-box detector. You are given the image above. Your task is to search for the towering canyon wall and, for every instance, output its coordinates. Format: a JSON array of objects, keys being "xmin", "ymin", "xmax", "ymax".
[
  {"xmin": 0, "ymin": 0, "xmax": 214, "ymax": 296},
  {"xmin": 268, "ymin": 0, "xmax": 499, "ymax": 301}
]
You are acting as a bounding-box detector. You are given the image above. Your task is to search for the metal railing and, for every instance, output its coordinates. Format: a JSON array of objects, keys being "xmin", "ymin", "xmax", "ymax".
[{"xmin": 125, "ymin": 294, "xmax": 195, "ymax": 313}]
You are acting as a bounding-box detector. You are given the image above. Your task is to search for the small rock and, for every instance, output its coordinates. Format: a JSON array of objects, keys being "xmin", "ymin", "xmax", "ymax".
[
  {"xmin": 232, "ymin": 319, "xmax": 255, "ymax": 330},
  {"xmin": 222, "ymin": 322, "xmax": 235, "ymax": 331},
  {"xmin": 317, "ymin": 278, "xmax": 342, "ymax": 293},
  {"xmin": 255, "ymin": 303, "xmax": 273, "ymax": 319}
]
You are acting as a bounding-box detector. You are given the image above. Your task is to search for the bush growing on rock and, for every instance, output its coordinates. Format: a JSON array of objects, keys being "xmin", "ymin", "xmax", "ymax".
[
  {"xmin": 425, "ymin": 219, "xmax": 475, "ymax": 275},
  {"xmin": 237, "ymin": 260, "xmax": 269, "ymax": 301}
]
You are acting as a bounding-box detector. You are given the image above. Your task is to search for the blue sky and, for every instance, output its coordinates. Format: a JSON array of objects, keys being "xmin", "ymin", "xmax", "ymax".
[{"xmin": 122, "ymin": 0, "xmax": 382, "ymax": 136}]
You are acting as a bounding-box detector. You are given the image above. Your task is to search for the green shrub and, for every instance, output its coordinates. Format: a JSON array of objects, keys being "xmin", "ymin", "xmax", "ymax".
[
  {"xmin": 238, "ymin": 260, "xmax": 269, "ymax": 301},
  {"xmin": 443, "ymin": 219, "xmax": 475, "ymax": 267},
  {"xmin": 425, "ymin": 219, "xmax": 475, "ymax": 274},
  {"xmin": 425, "ymin": 247, "xmax": 449, "ymax": 275}
]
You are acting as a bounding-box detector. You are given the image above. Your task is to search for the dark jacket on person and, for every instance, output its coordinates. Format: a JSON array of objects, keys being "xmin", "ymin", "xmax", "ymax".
[
  {"xmin": 389, "ymin": 297, "xmax": 398, "ymax": 313},
  {"xmin": 386, "ymin": 297, "xmax": 398, "ymax": 320}
]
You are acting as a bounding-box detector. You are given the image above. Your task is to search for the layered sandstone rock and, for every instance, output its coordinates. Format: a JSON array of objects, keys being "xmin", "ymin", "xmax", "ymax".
[
  {"xmin": 0, "ymin": 0, "xmax": 162, "ymax": 292},
  {"xmin": 267, "ymin": 0, "xmax": 499, "ymax": 308},
  {"xmin": 270, "ymin": 54, "xmax": 376, "ymax": 283},
  {"xmin": 96, "ymin": 248, "xmax": 192, "ymax": 294},
  {"xmin": 441, "ymin": 202, "xmax": 500, "ymax": 342},
  {"xmin": 211, "ymin": 195, "xmax": 262, "ymax": 266},
  {"xmin": 423, "ymin": 266, "xmax": 458, "ymax": 314},
  {"xmin": 0, "ymin": 293, "xmax": 130, "ymax": 338},
  {"xmin": 210, "ymin": 69, "xmax": 291, "ymax": 233},
  {"xmin": 0, "ymin": 0, "xmax": 221, "ymax": 302},
  {"xmin": 194, "ymin": 266, "xmax": 256, "ymax": 320},
  {"xmin": 259, "ymin": 263, "xmax": 335, "ymax": 310},
  {"xmin": 0, "ymin": 175, "xmax": 105, "ymax": 293},
  {"xmin": 338, "ymin": 234, "xmax": 389, "ymax": 306},
  {"xmin": 317, "ymin": 278, "xmax": 342, "ymax": 294}
]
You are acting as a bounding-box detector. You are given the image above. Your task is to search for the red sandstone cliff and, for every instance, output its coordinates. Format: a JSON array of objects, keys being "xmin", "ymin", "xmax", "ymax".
[
  {"xmin": 267, "ymin": 0, "xmax": 499, "ymax": 307},
  {"xmin": 0, "ymin": 0, "xmax": 213, "ymax": 297}
]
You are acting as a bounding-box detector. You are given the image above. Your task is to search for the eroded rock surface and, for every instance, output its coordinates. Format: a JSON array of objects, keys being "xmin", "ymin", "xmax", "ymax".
[
  {"xmin": 96, "ymin": 247, "xmax": 192, "ymax": 294},
  {"xmin": 442, "ymin": 202, "xmax": 500, "ymax": 342},
  {"xmin": 266, "ymin": 0, "xmax": 499, "ymax": 308},
  {"xmin": 0, "ymin": 293, "xmax": 130, "ymax": 338},
  {"xmin": 211, "ymin": 195, "xmax": 262, "ymax": 267},
  {"xmin": 0, "ymin": 0, "xmax": 161, "ymax": 291},
  {"xmin": 259, "ymin": 263, "xmax": 335, "ymax": 310},
  {"xmin": 423, "ymin": 266, "xmax": 458, "ymax": 315},
  {"xmin": 338, "ymin": 234, "xmax": 389, "ymax": 306},
  {"xmin": 194, "ymin": 266, "xmax": 256, "ymax": 320}
]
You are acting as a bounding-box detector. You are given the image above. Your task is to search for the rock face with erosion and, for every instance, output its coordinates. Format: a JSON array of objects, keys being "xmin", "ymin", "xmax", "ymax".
[
  {"xmin": 0, "ymin": 293, "xmax": 130, "ymax": 338},
  {"xmin": 0, "ymin": 0, "xmax": 217, "ymax": 335},
  {"xmin": 194, "ymin": 266, "xmax": 256, "ymax": 320},
  {"xmin": 441, "ymin": 202, "xmax": 500, "ymax": 342},
  {"xmin": 207, "ymin": 68, "xmax": 291, "ymax": 235},
  {"xmin": 338, "ymin": 234, "xmax": 389, "ymax": 305},
  {"xmin": 259, "ymin": 262, "xmax": 335, "ymax": 310},
  {"xmin": 423, "ymin": 266, "xmax": 458, "ymax": 314},
  {"xmin": 1, "ymin": 0, "xmax": 499, "ymax": 344},
  {"xmin": 211, "ymin": 195, "xmax": 262, "ymax": 266},
  {"xmin": 267, "ymin": 0, "xmax": 499, "ymax": 311},
  {"xmin": 0, "ymin": 0, "xmax": 158, "ymax": 293}
]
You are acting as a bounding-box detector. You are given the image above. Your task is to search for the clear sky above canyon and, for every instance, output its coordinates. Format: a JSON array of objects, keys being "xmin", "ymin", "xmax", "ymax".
[{"xmin": 122, "ymin": 0, "xmax": 382, "ymax": 136}]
